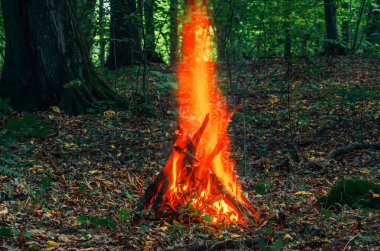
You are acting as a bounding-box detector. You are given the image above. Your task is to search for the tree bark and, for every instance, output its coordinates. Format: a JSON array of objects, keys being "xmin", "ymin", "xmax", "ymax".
[
  {"xmin": 352, "ymin": 0, "xmax": 367, "ymax": 51},
  {"xmin": 106, "ymin": 0, "xmax": 142, "ymax": 69},
  {"xmin": 98, "ymin": 0, "xmax": 106, "ymax": 66},
  {"xmin": 169, "ymin": 0, "xmax": 179, "ymax": 64},
  {"xmin": 283, "ymin": 0, "xmax": 292, "ymax": 59},
  {"xmin": 144, "ymin": 0, "xmax": 163, "ymax": 63},
  {"xmin": 323, "ymin": 0, "xmax": 345, "ymax": 54},
  {"xmin": 0, "ymin": 0, "xmax": 120, "ymax": 114},
  {"xmin": 342, "ymin": 2, "xmax": 350, "ymax": 44},
  {"xmin": 366, "ymin": 0, "xmax": 380, "ymax": 45}
]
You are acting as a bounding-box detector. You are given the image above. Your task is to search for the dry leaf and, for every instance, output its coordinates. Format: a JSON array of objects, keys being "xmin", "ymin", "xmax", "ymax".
[
  {"xmin": 294, "ymin": 191, "xmax": 312, "ymax": 195},
  {"xmin": 46, "ymin": 240, "xmax": 59, "ymax": 248}
]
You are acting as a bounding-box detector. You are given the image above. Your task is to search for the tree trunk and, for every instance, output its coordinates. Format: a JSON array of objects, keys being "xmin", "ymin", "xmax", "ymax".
[
  {"xmin": 352, "ymin": 0, "xmax": 367, "ymax": 51},
  {"xmin": 366, "ymin": 0, "xmax": 379, "ymax": 45},
  {"xmin": 74, "ymin": 0, "xmax": 97, "ymax": 52},
  {"xmin": 98, "ymin": 0, "xmax": 106, "ymax": 66},
  {"xmin": 324, "ymin": 0, "xmax": 339, "ymax": 41},
  {"xmin": 0, "ymin": 0, "xmax": 120, "ymax": 114},
  {"xmin": 169, "ymin": 0, "xmax": 179, "ymax": 64},
  {"xmin": 106, "ymin": 0, "xmax": 142, "ymax": 69},
  {"xmin": 342, "ymin": 2, "xmax": 350, "ymax": 44},
  {"xmin": 323, "ymin": 0, "xmax": 345, "ymax": 54},
  {"xmin": 144, "ymin": 0, "xmax": 163, "ymax": 63},
  {"xmin": 283, "ymin": 0, "xmax": 292, "ymax": 59}
]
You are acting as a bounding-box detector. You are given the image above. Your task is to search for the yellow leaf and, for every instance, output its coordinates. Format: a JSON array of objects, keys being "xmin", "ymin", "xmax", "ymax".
[
  {"xmin": 64, "ymin": 142, "xmax": 76, "ymax": 148},
  {"xmin": 89, "ymin": 170, "xmax": 102, "ymax": 175},
  {"xmin": 294, "ymin": 191, "xmax": 312, "ymax": 195},
  {"xmin": 46, "ymin": 240, "xmax": 59, "ymax": 248},
  {"xmin": 335, "ymin": 95, "xmax": 343, "ymax": 100},
  {"xmin": 103, "ymin": 110, "xmax": 116, "ymax": 118},
  {"xmin": 51, "ymin": 106, "xmax": 61, "ymax": 113},
  {"xmin": 282, "ymin": 233, "xmax": 293, "ymax": 243},
  {"xmin": 230, "ymin": 233, "xmax": 241, "ymax": 238},
  {"xmin": 270, "ymin": 95, "xmax": 279, "ymax": 104},
  {"xmin": 0, "ymin": 207, "xmax": 8, "ymax": 215},
  {"xmin": 372, "ymin": 193, "xmax": 380, "ymax": 198},
  {"xmin": 143, "ymin": 241, "xmax": 154, "ymax": 251},
  {"xmin": 29, "ymin": 165, "xmax": 43, "ymax": 171},
  {"xmin": 359, "ymin": 168, "xmax": 371, "ymax": 174}
]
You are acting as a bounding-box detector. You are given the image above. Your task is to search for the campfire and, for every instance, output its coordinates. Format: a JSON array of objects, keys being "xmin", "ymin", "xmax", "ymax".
[{"xmin": 141, "ymin": 0, "xmax": 258, "ymax": 224}]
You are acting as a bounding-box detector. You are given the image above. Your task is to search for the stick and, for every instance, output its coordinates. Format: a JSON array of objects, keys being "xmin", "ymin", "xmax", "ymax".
[
  {"xmin": 163, "ymin": 238, "xmax": 263, "ymax": 251},
  {"xmin": 328, "ymin": 141, "xmax": 380, "ymax": 159}
]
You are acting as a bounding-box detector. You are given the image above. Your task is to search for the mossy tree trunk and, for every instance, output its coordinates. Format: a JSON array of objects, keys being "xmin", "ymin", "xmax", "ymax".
[
  {"xmin": 106, "ymin": 0, "xmax": 142, "ymax": 69},
  {"xmin": 0, "ymin": 0, "xmax": 120, "ymax": 114}
]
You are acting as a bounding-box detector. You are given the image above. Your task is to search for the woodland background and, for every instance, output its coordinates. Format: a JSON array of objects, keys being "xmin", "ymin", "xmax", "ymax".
[{"xmin": 0, "ymin": 0, "xmax": 379, "ymax": 250}]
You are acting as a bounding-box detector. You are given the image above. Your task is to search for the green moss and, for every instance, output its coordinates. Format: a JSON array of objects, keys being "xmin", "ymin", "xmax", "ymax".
[{"xmin": 319, "ymin": 178, "xmax": 380, "ymax": 210}]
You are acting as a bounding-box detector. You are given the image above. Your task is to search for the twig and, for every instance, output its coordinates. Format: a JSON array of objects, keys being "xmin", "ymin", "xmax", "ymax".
[
  {"xmin": 343, "ymin": 233, "xmax": 360, "ymax": 251},
  {"xmin": 163, "ymin": 238, "xmax": 263, "ymax": 251}
]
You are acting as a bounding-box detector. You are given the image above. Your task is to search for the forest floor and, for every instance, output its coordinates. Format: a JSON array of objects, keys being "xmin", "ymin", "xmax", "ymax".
[{"xmin": 1, "ymin": 56, "xmax": 380, "ymax": 250}]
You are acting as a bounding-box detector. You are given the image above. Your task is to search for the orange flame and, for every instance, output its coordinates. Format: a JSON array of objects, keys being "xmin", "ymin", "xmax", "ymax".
[{"xmin": 157, "ymin": 0, "xmax": 256, "ymax": 224}]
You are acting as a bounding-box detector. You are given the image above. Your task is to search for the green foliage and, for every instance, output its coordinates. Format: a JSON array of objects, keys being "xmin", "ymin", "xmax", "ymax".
[
  {"xmin": 0, "ymin": 114, "xmax": 50, "ymax": 143},
  {"xmin": 0, "ymin": 227, "xmax": 12, "ymax": 237},
  {"xmin": 0, "ymin": 165, "xmax": 21, "ymax": 177},
  {"xmin": 63, "ymin": 79, "xmax": 83, "ymax": 89},
  {"xmin": 263, "ymin": 241, "xmax": 283, "ymax": 251},
  {"xmin": 255, "ymin": 183, "xmax": 269, "ymax": 195},
  {"xmin": 76, "ymin": 214, "xmax": 116, "ymax": 229},
  {"xmin": 0, "ymin": 98, "xmax": 12, "ymax": 120},
  {"xmin": 319, "ymin": 178, "xmax": 380, "ymax": 210}
]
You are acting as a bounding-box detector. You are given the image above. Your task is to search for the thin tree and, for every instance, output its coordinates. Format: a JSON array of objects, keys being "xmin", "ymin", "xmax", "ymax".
[
  {"xmin": 106, "ymin": 0, "xmax": 142, "ymax": 69},
  {"xmin": 98, "ymin": 0, "xmax": 106, "ymax": 66},
  {"xmin": 0, "ymin": 0, "xmax": 120, "ymax": 114},
  {"xmin": 169, "ymin": 0, "xmax": 179, "ymax": 64},
  {"xmin": 144, "ymin": 0, "xmax": 163, "ymax": 62}
]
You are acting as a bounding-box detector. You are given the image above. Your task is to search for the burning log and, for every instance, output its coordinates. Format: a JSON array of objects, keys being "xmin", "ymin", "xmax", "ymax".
[{"xmin": 140, "ymin": 116, "xmax": 258, "ymax": 224}]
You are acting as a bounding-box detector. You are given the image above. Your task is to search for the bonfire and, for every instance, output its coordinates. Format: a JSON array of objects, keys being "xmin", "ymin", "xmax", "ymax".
[{"xmin": 140, "ymin": 0, "xmax": 258, "ymax": 225}]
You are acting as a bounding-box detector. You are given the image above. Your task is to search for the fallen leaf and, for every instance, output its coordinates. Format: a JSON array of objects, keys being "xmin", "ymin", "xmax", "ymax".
[
  {"xmin": 46, "ymin": 240, "xmax": 59, "ymax": 248},
  {"xmin": 294, "ymin": 191, "xmax": 312, "ymax": 195},
  {"xmin": 282, "ymin": 233, "xmax": 293, "ymax": 243},
  {"xmin": 29, "ymin": 165, "xmax": 43, "ymax": 171},
  {"xmin": 89, "ymin": 170, "xmax": 102, "ymax": 175},
  {"xmin": 0, "ymin": 207, "xmax": 8, "ymax": 215},
  {"xmin": 230, "ymin": 233, "xmax": 241, "ymax": 238},
  {"xmin": 51, "ymin": 106, "xmax": 61, "ymax": 113}
]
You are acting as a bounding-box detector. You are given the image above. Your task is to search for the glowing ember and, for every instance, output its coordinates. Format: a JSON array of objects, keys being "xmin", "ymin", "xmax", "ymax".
[{"xmin": 141, "ymin": 0, "xmax": 258, "ymax": 224}]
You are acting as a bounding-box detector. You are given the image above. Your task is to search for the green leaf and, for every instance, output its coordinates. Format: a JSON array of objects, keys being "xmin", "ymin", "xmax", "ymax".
[
  {"xmin": 0, "ymin": 227, "xmax": 12, "ymax": 237},
  {"xmin": 81, "ymin": 231, "xmax": 92, "ymax": 241},
  {"xmin": 40, "ymin": 177, "xmax": 52, "ymax": 188},
  {"xmin": 118, "ymin": 208, "xmax": 132, "ymax": 221},
  {"xmin": 264, "ymin": 241, "xmax": 283, "ymax": 251},
  {"xmin": 202, "ymin": 213, "xmax": 212, "ymax": 223},
  {"xmin": 255, "ymin": 183, "xmax": 267, "ymax": 195},
  {"xmin": 0, "ymin": 166, "xmax": 22, "ymax": 177},
  {"xmin": 76, "ymin": 214, "xmax": 88, "ymax": 224}
]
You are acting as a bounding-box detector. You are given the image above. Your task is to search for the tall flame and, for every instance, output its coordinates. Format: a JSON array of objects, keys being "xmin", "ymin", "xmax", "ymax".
[{"xmin": 154, "ymin": 0, "xmax": 256, "ymax": 224}]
